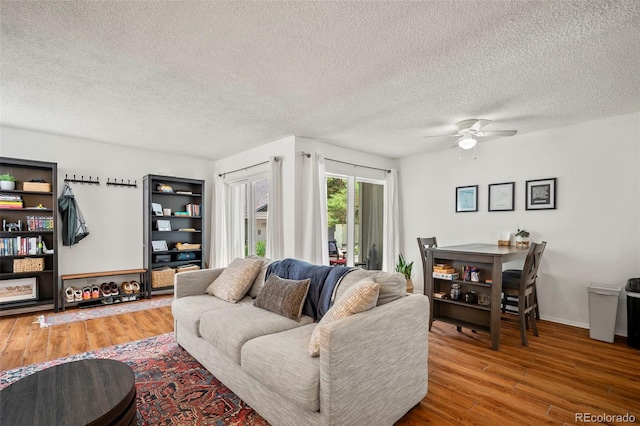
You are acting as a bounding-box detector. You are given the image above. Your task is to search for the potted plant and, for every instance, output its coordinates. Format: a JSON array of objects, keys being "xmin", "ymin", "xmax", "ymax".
[
  {"xmin": 515, "ymin": 227, "xmax": 530, "ymax": 248},
  {"xmin": 395, "ymin": 253, "xmax": 414, "ymax": 293},
  {"xmin": 0, "ymin": 173, "xmax": 16, "ymax": 190}
]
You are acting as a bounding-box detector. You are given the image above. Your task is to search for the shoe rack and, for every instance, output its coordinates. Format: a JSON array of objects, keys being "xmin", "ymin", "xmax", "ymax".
[
  {"xmin": 0, "ymin": 157, "xmax": 59, "ymax": 315},
  {"xmin": 143, "ymin": 175, "xmax": 205, "ymax": 295},
  {"xmin": 59, "ymin": 268, "xmax": 147, "ymax": 311}
]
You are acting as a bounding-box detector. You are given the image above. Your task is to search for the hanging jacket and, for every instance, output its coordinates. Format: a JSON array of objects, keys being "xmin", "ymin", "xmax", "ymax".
[{"xmin": 58, "ymin": 184, "xmax": 89, "ymax": 246}]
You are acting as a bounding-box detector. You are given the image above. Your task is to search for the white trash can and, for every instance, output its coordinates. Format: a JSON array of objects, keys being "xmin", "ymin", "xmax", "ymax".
[{"xmin": 587, "ymin": 283, "xmax": 621, "ymax": 343}]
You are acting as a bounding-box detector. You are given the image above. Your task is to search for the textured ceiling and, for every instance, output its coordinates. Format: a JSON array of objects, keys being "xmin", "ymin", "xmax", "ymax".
[{"xmin": 1, "ymin": 1, "xmax": 639, "ymax": 160}]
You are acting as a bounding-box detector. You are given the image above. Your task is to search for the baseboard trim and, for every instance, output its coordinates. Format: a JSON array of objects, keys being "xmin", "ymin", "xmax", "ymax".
[{"xmin": 539, "ymin": 315, "xmax": 627, "ymax": 337}]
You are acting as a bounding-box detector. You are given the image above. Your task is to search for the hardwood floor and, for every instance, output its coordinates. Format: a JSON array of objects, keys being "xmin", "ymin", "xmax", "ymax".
[
  {"xmin": 1, "ymin": 300, "xmax": 638, "ymax": 425},
  {"xmin": 0, "ymin": 296, "xmax": 174, "ymax": 371}
]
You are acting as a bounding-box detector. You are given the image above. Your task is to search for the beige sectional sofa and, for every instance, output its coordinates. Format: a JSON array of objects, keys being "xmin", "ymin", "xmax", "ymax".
[{"xmin": 172, "ymin": 261, "xmax": 430, "ymax": 426}]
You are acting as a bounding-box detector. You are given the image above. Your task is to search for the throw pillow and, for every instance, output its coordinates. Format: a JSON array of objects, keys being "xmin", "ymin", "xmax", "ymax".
[
  {"xmin": 205, "ymin": 257, "xmax": 263, "ymax": 303},
  {"xmin": 246, "ymin": 255, "xmax": 273, "ymax": 298},
  {"xmin": 254, "ymin": 274, "xmax": 311, "ymax": 321},
  {"xmin": 308, "ymin": 278, "xmax": 380, "ymax": 357}
]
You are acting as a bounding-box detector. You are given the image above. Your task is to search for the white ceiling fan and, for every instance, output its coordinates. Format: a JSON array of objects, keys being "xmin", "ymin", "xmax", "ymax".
[{"xmin": 425, "ymin": 119, "xmax": 518, "ymax": 153}]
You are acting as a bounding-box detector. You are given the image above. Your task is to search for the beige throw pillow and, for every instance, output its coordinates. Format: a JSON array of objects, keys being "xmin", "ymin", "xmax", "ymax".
[
  {"xmin": 205, "ymin": 257, "xmax": 263, "ymax": 303},
  {"xmin": 308, "ymin": 278, "xmax": 380, "ymax": 357},
  {"xmin": 254, "ymin": 274, "xmax": 311, "ymax": 321}
]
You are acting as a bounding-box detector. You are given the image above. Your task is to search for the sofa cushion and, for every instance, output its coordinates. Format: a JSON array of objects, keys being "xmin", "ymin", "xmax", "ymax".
[
  {"xmin": 205, "ymin": 257, "xmax": 263, "ymax": 302},
  {"xmin": 309, "ymin": 278, "xmax": 380, "ymax": 356},
  {"xmin": 199, "ymin": 305, "xmax": 314, "ymax": 364},
  {"xmin": 254, "ymin": 274, "xmax": 310, "ymax": 321},
  {"xmin": 172, "ymin": 294, "xmax": 251, "ymax": 336},
  {"xmin": 335, "ymin": 268, "xmax": 405, "ymax": 306},
  {"xmin": 246, "ymin": 255, "xmax": 274, "ymax": 298},
  {"xmin": 242, "ymin": 324, "xmax": 320, "ymax": 412}
]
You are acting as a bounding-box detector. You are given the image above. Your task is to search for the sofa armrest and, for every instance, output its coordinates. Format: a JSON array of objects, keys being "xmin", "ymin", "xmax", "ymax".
[
  {"xmin": 174, "ymin": 267, "xmax": 225, "ymax": 299},
  {"xmin": 319, "ymin": 294, "xmax": 430, "ymax": 426}
]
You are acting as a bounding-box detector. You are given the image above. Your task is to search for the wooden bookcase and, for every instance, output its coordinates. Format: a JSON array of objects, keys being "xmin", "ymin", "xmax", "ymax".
[
  {"xmin": 143, "ymin": 175, "xmax": 205, "ymax": 295},
  {"xmin": 0, "ymin": 157, "xmax": 59, "ymax": 315}
]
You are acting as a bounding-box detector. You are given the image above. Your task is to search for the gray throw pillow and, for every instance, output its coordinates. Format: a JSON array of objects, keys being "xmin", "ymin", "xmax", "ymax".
[{"xmin": 254, "ymin": 274, "xmax": 311, "ymax": 321}]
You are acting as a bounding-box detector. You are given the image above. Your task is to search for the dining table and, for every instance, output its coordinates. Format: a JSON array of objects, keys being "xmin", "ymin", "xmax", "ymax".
[{"xmin": 425, "ymin": 243, "xmax": 529, "ymax": 350}]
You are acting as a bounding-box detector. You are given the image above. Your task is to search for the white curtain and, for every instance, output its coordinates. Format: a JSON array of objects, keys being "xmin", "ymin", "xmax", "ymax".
[
  {"xmin": 211, "ymin": 174, "xmax": 246, "ymax": 267},
  {"xmin": 228, "ymin": 183, "xmax": 246, "ymax": 260},
  {"xmin": 211, "ymin": 174, "xmax": 228, "ymax": 267},
  {"xmin": 300, "ymin": 153, "xmax": 329, "ymax": 265},
  {"xmin": 383, "ymin": 169, "xmax": 400, "ymax": 272},
  {"xmin": 266, "ymin": 156, "xmax": 284, "ymax": 259}
]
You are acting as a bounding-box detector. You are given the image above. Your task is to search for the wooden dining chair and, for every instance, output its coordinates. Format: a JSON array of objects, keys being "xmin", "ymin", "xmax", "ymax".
[
  {"xmin": 417, "ymin": 237, "xmax": 438, "ymax": 295},
  {"xmin": 501, "ymin": 241, "xmax": 547, "ymax": 346}
]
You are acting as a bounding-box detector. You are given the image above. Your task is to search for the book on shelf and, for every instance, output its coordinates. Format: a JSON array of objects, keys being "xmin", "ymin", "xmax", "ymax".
[
  {"xmin": 185, "ymin": 203, "xmax": 201, "ymax": 216},
  {"xmin": 0, "ymin": 236, "xmax": 41, "ymax": 256},
  {"xmin": 433, "ymin": 267, "xmax": 457, "ymax": 274},
  {"xmin": 432, "ymin": 272, "xmax": 460, "ymax": 280}
]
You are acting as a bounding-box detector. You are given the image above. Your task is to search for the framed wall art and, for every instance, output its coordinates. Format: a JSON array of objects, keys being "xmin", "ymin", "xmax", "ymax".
[
  {"xmin": 488, "ymin": 182, "xmax": 515, "ymax": 212},
  {"xmin": 456, "ymin": 185, "xmax": 478, "ymax": 212},
  {"xmin": 0, "ymin": 277, "xmax": 37, "ymax": 304},
  {"xmin": 526, "ymin": 178, "xmax": 557, "ymax": 210}
]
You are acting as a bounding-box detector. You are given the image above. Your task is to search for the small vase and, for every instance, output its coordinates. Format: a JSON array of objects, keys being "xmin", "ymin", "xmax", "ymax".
[
  {"xmin": 405, "ymin": 278, "xmax": 414, "ymax": 294},
  {"xmin": 0, "ymin": 181, "xmax": 15, "ymax": 190}
]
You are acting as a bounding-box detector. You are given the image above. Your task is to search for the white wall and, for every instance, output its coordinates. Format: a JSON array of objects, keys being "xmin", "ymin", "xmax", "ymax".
[
  {"xmin": 1, "ymin": 126, "xmax": 212, "ymax": 275},
  {"xmin": 399, "ymin": 112, "xmax": 640, "ymax": 335}
]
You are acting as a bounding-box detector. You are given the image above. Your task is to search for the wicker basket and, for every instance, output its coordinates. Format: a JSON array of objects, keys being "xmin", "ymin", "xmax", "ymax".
[
  {"xmin": 14, "ymin": 257, "xmax": 45, "ymax": 273},
  {"xmin": 175, "ymin": 243, "xmax": 201, "ymax": 251},
  {"xmin": 151, "ymin": 267, "xmax": 175, "ymax": 288},
  {"xmin": 23, "ymin": 182, "xmax": 52, "ymax": 192}
]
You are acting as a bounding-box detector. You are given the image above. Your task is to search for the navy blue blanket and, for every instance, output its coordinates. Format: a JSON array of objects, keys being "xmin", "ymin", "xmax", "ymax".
[{"xmin": 266, "ymin": 258, "xmax": 352, "ymax": 321}]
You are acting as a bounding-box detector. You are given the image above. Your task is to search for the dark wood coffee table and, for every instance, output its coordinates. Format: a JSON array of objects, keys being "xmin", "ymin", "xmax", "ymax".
[{"xmin": 0, "ymin": 359, "xmax": 137, "ymax": 425}]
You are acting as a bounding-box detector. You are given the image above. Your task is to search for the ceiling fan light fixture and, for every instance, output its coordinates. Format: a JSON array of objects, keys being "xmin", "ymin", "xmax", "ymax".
[{"xmin": 458, "ymin": 134, "xmax": 477, "ymax": 150}]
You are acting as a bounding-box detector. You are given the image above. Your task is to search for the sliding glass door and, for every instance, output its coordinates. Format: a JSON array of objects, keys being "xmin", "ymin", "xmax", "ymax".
[{"xmin": 327, "ymin": 175, "xmax": 383, "ymax": 269}]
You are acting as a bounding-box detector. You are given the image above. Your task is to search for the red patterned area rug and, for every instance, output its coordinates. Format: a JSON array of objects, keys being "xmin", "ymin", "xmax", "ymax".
[
  {"xmin": 0, "ymin": 333, "xmax": 269, "ymax": 426},
  {"xmin": 41, "ymin": 297, "xmax": 174, "ymax": 326}
]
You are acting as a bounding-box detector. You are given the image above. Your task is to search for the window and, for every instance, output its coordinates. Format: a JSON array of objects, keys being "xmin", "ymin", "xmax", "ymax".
[{"xmin": 227, "ymin": 173, "xmax": 269, "ymax": 258}]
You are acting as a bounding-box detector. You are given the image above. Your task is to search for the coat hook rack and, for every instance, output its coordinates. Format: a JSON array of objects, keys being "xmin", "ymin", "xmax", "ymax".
[
  {"xmin": 106, "ymin": 178, "xmax": 138, "ymax": 189},
  {"xmin": 64, "ymin": 174, "xmax": 100, "ymax": 185}
]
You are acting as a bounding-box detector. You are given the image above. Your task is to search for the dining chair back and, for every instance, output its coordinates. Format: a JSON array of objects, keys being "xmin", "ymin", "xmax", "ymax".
[
  {"xmin": 502, "ymin": 241, "xmax": 547, "ymax": 346},
  {"xmin": 417, "ymin": 237, "xmax": 438, "ymax": 295}
]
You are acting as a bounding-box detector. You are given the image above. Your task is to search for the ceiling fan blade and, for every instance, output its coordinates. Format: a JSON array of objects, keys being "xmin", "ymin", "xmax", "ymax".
[
  {"xmin": 422, "ymin": 133, "xmax": 459, "ymax": 139},
  {"xmin": 469, "ymin": 119, "xmax": 492, "ymax": 132},
  {"xmin": 476, "ymin": 130, "xmax": 518, "ymax": 137}
]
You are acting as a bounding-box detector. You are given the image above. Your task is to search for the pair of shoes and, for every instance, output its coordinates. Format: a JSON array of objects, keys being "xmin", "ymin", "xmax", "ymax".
[
  {"xmin": 65, "ymin": 287, "xmax": 84, "ymax": 302},
  {"xmin": 100, "ymin": 282, "xmax": 111, "ymax": 297},
  {"xmin": 64, "ymin": 287, "xmax": 75, "ymax": 303},
  {"xmin": 110, "ymin": 282, "xmax": 119, "ymax": 296}
]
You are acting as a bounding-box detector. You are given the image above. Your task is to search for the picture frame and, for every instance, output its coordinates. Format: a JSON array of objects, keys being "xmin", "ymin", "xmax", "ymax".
[
  {"xmin": 456, "ymin": 185, "xmax": 478, "ymax": 212},
  {"xmin": 157, "ymin": 220, "xmax": 172, "ymax": 231},
  {"xmin": 488, "ymin": 182, "xmax": 515, "ymax": 212},
  {"xmin": 526, "ymin": 178, "xmax": 557, "ymax": 210},
  {"xmin": 152, "ymin": 203, "xmax": 163, "ymax": 216},
  {"xmin": 0, "ymin": 277, "xmax": 37, "ymax": 304},
  {"xmin": 151, "ymin": 240, "xmax": 168, "ymax": 252}
]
